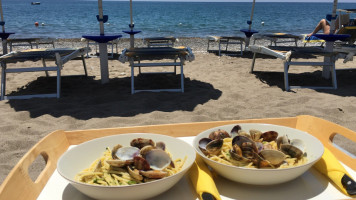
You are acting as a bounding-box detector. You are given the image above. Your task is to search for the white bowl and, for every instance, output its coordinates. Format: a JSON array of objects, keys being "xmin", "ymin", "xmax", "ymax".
[
  {"xmin": 193, "ymin": 123, "xmax": 324, "ymax": 185},
  {"xmin": 57, "ymin": 133, "xmax": 196, "ymax": 200}
]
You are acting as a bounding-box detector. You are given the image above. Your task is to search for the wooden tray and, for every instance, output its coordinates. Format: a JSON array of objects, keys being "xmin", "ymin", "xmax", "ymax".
[{"xmin": 0, "ymin": 115, "xmax": 355, "ymax": 200}]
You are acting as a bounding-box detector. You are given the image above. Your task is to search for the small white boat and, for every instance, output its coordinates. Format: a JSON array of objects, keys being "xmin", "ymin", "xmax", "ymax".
[{"xmin": 31, "ymin": 2, "xmax": 40, "ymax": 5}]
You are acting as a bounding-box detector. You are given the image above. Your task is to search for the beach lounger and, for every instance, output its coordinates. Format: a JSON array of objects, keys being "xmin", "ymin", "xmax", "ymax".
[
  {"xmin": 247, "ymin": 45, "xmax": 343, "ymax": 91},
  {"xmin": 334, "ymin": 43, "xmax": 356, "ymax": 63},
  {"xmin": 302, "ymin": 26, "xmax": 356, "ymax": 47},
  {"xmin": 143, "ymin": 37, "xmax": 177, "ymax": 47},
  {"xmin": 7, "ymin": 38, "xmax": 56, "ymax": 52},
  {"xmin": 118, "ymin": 46, "xmax": 194, "ymax": 94},
  {"xmin": 0, "ymin": 47, "xmax": 90, "ymax": 100},
  {"xmin": 207, "ymin": 36, "xmax": 245, "ymax": 56},
  {"xmin": 337, "ymin": 25, "xmax": 356, "ymax": 44},
  {"xmin": 252, "ymin": 33, "xmax": 303, "ymax": 46},
  {"xmin": 302, "ymin": 34, "xmax": 326, "ymax": 47},
  {"xmin": 302, "ymin": 23, "xmax": 356, "ymax": 47}
]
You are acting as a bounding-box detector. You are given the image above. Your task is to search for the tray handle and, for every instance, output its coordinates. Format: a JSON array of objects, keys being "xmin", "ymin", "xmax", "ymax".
[
  {"xmin": 0, "ymin": 130, "xmax": 69, "ymax": 200},
  {"xmin": 296, "ymin": 115, "xmax": 356, "ymax": 171}
]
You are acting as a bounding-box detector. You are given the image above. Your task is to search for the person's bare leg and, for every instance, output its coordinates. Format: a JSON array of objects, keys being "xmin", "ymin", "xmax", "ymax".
[{"xmin": 307, "ymin": 19, "xmax": 330, "ymax": 36}]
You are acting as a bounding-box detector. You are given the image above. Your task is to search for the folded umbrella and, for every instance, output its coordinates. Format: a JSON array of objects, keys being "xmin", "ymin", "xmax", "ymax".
[
  {"xmin": 314, "ymin": 147, "xmax": 356, "ymax": 196},
  {"xmin": 189, "ymin": 155, "xmax": 221, "ymax": 200}
]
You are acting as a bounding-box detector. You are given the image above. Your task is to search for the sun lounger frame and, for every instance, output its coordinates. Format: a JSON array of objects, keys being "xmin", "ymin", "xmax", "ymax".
[
  {"xmin": 207, "ymin": 36, "xmax": 244, "ymax": 56},
  {"xmin": 7, "ymin": 38, "xmax": 56, "ymax": 52},
  {"xmin": 248, "ymin": 45, "xmax": 339, "ymax": 91},
  {"xmin": 83, "ymin": 38, "xmax": 119, "ymax": 59},
  {"xmin": 252, "ymin": 34, "xmax": 301, "ymax": 46},
  {"xmin": 0, "ymin": 47, "xmax": 90, "ymax": 100},
  {"xmin": 143, "ymin": 37, "xmax": 177, "ymax": 48},
  {"xmin": 119, "ymin": 47, "xmax": 195, "ymax": 94}
]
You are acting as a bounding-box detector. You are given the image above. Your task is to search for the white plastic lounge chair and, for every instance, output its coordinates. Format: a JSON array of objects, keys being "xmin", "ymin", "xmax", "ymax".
[
  {"xmin": 0, "ymin": 47, "xmax": 90, "ymax": 100},
  {"xmin": 143, "ymin": 37, "xmax": 177, "ymax": 47},
  {"xmin": 119, "ymin": 46, "xmax": 194, "ymax": 94},
  {"xmin": 247, "ymin": 44, "xmax": 355, "ymax": 91},
  {"xmin": 207, "ymin": 36, "xmax": 245, "ymax": 56},
  {"xmin": 248, "ymin": 45, "xmax": 338, "ymax": 91}
]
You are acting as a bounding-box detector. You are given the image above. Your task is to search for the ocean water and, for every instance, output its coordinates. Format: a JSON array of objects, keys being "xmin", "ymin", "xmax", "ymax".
[{"xmin": 2, "ymin": 0, "xmax": 356, "ymax": 39}]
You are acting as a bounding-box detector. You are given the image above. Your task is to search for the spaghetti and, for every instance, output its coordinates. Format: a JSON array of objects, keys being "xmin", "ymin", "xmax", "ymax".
[
  {"xmin": 202, "ymin": 129, "xmax": 308, "ymax": 169},
  {"xmin": 75, "ymin": 142, "xmax": 186, "ymax": 186}
]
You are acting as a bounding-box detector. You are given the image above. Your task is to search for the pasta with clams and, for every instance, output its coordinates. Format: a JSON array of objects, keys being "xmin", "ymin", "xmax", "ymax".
[
  {"xmin": 75, "ymin": 138, "xmax": 186, "ymax": 186},
  {"xmin": 198, "ymin": 125, "xmax": 307, "ymax": 169}
]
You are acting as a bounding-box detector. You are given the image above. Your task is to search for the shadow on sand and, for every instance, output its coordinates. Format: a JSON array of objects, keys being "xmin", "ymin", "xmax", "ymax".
[
  {"xmin": 252, "ymin": 69, "xmax": 356, "ymax": 96},
  {"xmin": 207, "ymin": 50, "xmax": 318, "ymax": 59},
  {"xmin": 6, "ymin": 74, "xmax": 222, "ymax": 119}
]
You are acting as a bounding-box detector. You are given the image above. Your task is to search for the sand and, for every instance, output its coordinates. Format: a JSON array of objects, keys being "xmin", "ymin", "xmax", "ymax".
[{"xmin": 0, "ymin": 37, "xmax": 356, "ymax": 185}]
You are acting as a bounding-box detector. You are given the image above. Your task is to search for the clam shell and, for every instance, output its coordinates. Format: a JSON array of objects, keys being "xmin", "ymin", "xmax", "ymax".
[
  {"xmin": 115, "ymin": 146, "xmax": 140, "ymax": 161},
  {"xmin": 261, "ymin": 131, "xmax": 278, "ymax": 142},
  {"xmin": 209, "ymin": 129, "xmax": 230, "ymax": 140},
  {"xmin": 133, "ymin": 156, "xmax": 150, "ymax": 171},
  {"xmin": 130, "ymin": 138, "xmax": 155, "ymax": 149},
  {"xmin": 277, "ymin": 135, "xmax": 290, "ymax": 149},
  {"xmin": 290, "ymin": 139, "xmax": 305, "ymax": 152},
  {"xmin": 140, "ymin": 170, "xmax": 168, "ymax": 179},
  {"xmin": 145, "ymin": 149, "xmax": 172, "ymax": 170},
  {"xmin": 205, "ymin": 139, "xmax": 223, "ymax": 155},
  {"xmin": 249, "ymin": 129, "xmax": 262, "ymax": 141},
  {"xmin": 232, "ymin": 136, "xmax": 258, "ymax": 159},
  {"xmin": 230, "ymin": 125, "xmax": 242, "ymax": 138},
  {"xmin": 259, "ymin": 149, "xmax": 286, "ymax": 166},
  {"xmin": 156, "ymin": 141, "xmax": 166, "ymax": 150},
  {"xmin": 280, "ymin": 144, "xmax": 303, "ymax": 159}
]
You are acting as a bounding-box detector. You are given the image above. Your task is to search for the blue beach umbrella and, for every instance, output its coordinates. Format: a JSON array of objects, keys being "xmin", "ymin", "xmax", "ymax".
[
  {"xmin": 122, "ymin": 0, "xmax": 141, "ymax": 48},
  {"xmin": 126, "ymin": 0, "xmax": 141, "ymax": 48},
  {"xmin": 83, "ymin": 0, "xmax": 121, "ymax": 84},
  {"xmin": 240, "ymin": 0, "xmax": 258, "ymax": 46},
  {"xmin": 248, "ymin": 0, "xmax": 256, "ymax": 31},
  {"xmin": 129, "ymin": 0, "xmax": 134, "ymax": 47}
]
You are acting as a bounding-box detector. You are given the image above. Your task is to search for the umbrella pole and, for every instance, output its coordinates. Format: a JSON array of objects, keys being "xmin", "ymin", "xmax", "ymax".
[
  {"xmin": 98, "ymin": 0, "xmax": 105, "ymax": 35},
  {"xmin": 245, "ymin": 0, "xmax": 256, "ymax": 47},
  {"xmin": 249, "ymin": 0, "xmax": 256, "ymax": 31},
  {"xmin": 329, "ymin": 0, "xmax": 338, "ymax": 35},
  {"xmin": 129, "ymin": 0, "xmax": 134, "ymax": 48},
  {"xmin": 322, "ymin": 0, "xmax": 338, "ymax": 79},
  {"xmin": 98, "ymin": 0, "xmax": 109, "ymax": 84}
]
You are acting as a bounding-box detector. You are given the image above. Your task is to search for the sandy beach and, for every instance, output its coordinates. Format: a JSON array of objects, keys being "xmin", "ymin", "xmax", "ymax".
[{"xmin": 0, "ymin": 37, "xmax": 356, "ymax": 185}]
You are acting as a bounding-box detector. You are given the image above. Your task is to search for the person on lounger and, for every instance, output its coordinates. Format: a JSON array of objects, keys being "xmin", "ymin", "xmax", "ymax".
[{"xmin": 307, "ymin": 15, "xmax": 350, "ymax": 37}]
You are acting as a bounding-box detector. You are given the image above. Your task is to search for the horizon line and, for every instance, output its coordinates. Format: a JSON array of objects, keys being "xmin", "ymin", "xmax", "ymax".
[
  {"xmin": 101, "ymin": 0, "xmax": 355, "ymax": 2},
  {"xmin": 101, "ymin": 0, "xmax": 356, "ymax": 3}
]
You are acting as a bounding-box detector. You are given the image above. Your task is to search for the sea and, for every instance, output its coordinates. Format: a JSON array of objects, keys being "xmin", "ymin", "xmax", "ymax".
[{"xmin": 2, "ymin": 0, "xmax": 356, "ymax": 39}]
